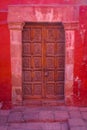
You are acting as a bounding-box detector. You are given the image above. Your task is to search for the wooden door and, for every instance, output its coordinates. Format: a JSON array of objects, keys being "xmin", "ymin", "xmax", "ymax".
[{"xmin": 22, "ymin": 23, "xmax": 65, "ymax": 100}]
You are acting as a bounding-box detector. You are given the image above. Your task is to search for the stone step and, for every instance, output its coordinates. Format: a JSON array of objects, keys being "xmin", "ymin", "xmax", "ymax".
[
  {"xmin": 23, "ymin": 99, "xmax": 65, "ymax": 107},
  {"xmin": 8, "ymin": 122, "xmax": 69, "ymax": 130},
  {"xmin": 8, "ymin": 110, "xmax": 69, "ymax": 123}
]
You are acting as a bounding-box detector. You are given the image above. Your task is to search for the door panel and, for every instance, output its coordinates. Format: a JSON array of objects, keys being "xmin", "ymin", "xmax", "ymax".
[
  {"xmin": 23, "ymin": 84, "xmax": 32, "ymax": 95},
  {"xmin": 23, "ymin": 71, "xmax": 32, "ymax": 82},
  {"xmin": 33, "ymin": 57, "xmax": 42, "ymax": 68},
  {"xmin": 56, "ymin": 43, "xmax": 65, "ymax": 56},
  {"xmin": 33, "ymin": 71, "xmax": 42, "ymax": 81},
  {"xmin": 33, "ymin": 43, "xmax": 42, "ymax": 55},
  {"xmin": 46, "ymin": 43, "xmax": 55, "ymax": 56},
  {"xmin": 22, "ymin": 25, "xmax": 43, "ymax": 98},
  {"xmin": 23, "ymin": 43, "xmax": 31, "ymax": 56},
  {"xmin": 31, "ymin": 28, "xmax": 42, "ymax": 42},
  {"xmin": 33, "ymin": 84, "xmax": 42, "ymax": 95},
  {"xmin": 22, "ymin": 23, "xmax": 65, "ymax": 100},
  {"xmin": 55, "ymin": 82, "xmax": 64, "ymax": 95},
  {"xmin": 46, "ymin": 71, "xmax": 54, "ymax": 81},
  {"xmin": 44, "ymin": 25, "xmax": 64, "ymax": 98},
  {"xmin": 57, "ymin": 57, "xmax": 65, "ymax": 69},
  {"xmin": 46, "ymin": 57, "xmax": 55, "ymax": 68}
]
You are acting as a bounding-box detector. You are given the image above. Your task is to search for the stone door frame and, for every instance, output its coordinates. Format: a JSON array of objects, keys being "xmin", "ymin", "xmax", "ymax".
[{"xmin": 8, "ymin": 5, "xmax": 79, "ymax": 105}]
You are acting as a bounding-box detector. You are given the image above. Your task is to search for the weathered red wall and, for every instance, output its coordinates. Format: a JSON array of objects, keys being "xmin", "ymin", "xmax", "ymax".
[
  {"xmin": 73, "ymin": 6, "xmax": 87, "ymax": 106},
  {"xmin": 0, "ymin": 0, "xmax": 87, "ymax": 10},
  {"xmin": 0, "ymin": 0, "xmax": 87, "ymax": 106},
  {"xmin": 79, "ymin": 6, "xmax": 87, "ymax": 106},
  {"xmin": 0, "ymin": 12, "xmax": 11, "ymax": 106}
]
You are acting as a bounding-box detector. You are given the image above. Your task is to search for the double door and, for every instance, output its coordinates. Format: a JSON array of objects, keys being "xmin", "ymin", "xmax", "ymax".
[{"xmin": 22, "ymin": 23, "xmax": 65, "ymax": 100}]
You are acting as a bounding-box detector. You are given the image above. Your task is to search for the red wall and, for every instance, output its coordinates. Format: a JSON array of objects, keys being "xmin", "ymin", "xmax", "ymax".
[
  {"xmin": 80, "ymin": 6, "xmax": 87, "ymax": 105},
  {"xmin": 0, "ymin": 0, "xmax": 87, "ymax": 107},
  {"xmin": 73, "ymin": 6, "xmax": 87, "ymax": 106},
  {"xmin": 0, "ymin": 0, "xmax": 87, "ymax": 10},
  {"xmin": 0, "ymin": 12, "xmax": 11, "ymax": 105}
]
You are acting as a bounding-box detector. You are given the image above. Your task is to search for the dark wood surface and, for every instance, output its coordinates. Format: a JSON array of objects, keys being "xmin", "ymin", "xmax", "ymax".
[{"xmin": 22, "ymin": 23, "xmax": 65, "ymax": 100}]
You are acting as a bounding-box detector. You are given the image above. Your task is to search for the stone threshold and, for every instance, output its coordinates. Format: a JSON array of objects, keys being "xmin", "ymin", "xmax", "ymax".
[{"xmin": 22, "ymin": 99, "xmax": 65, "ymax": 106}]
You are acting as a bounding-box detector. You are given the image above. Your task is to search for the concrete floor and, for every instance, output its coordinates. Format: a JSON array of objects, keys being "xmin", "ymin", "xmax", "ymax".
[{"xmin": 0, "ymin": 105, "xmax": 87, "ymax": 130}]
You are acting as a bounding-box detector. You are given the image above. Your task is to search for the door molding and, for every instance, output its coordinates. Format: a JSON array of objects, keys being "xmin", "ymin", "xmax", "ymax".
[{"xmin": 8, "ymin": 5, "xmax": 79, "ymax": 105}]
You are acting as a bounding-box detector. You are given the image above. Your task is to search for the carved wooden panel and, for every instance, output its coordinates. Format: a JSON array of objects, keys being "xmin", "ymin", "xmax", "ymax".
[
  {"xmin": 46, "ymin": 71, "xmax": 54, "ymax": 81},
  {"xmin": 44, "ymin": 24, "xmax": 65, "ymax": 98},
  {"xmin": 33, "ymin": 84, "xmax": 42, "ymax": 95},
  {"xmin": 33, "ymin": 57, "xmax": 42, "ymax": 68},
  {"xmin": 46, "ymin": 83, "xmax": 55, "ymax": 95},
  {"xmin": 56, "ymin": 29, "xmax": 65, "ymax": 42},
  {"xmin": 46, "ymin": 43, "xmax": 55, "ymax": 56},
  {"xmin": 22, "ymin": 57, "xmax": 31, "ymax": 69},
  {"xmin": 22, "ymin": 23, "xmax": 65, "ymax": 100},
  {"xmin": 46, "ymin": 29, "xmax": 57, "ymax": 42},
  {"xmin": 57, "ymin": 57, "xmax": 65, "ymax": 69},
  {"xmin": 22, "ymin": 29, "xmax": 31, "ymax": 42},
  {"xmin": 23, "ymin": 71, "xmax": 32, "ymax": 82},
  {"xmin": 23, "ymin": 84, "xmax": 32, "ymax": 95},
  {"xmin": 56, "ymin": 43, "xmax": 65, "ymax": 56},
  {"xmin": 46, "ymin": 57, "xmax": 54, "ymax": 68},
  {"xmin": 32, "ymin": 28, "xmax": 42, "ymax": 42},
  {"xmin": 22, "ymin": 43, "xmax": 31, "ymax": 56},
  {"xmin": 33, "ymin": 43, "xmax": 42, "ymax": 55},
  {"xmin": 56, "ymin": 71, "xmax": 64, "ymax": 81},
  {"xmin": 45, "ymin": 26, "xmax": 65, "ymax": 42},
  {"xmin": 22, "ymin": 24, "xmax": 43, "ymax": 98},
  {"xmin": 55, "ymin": 82, "xmax": 64, "ymax": 95},
  {"xmin": 33, "ymin": 71, "xmax": 42, "ymax": 81}
]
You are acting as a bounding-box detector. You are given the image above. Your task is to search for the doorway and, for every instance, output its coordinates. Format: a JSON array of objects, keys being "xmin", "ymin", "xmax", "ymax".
[{"xmin": 22, "ymin": 22, "xmax": 65, "ymax": 101}]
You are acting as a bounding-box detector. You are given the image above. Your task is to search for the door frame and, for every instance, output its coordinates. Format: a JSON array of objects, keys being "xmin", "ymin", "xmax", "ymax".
[{"xmin": 8, "ymin": 5, "xmax": 79, "ymax": 105}]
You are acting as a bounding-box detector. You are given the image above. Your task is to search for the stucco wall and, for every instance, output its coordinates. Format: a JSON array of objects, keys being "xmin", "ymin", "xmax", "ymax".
[
  {"xmin": 0, "ymin": 12, "xmax": 11, "ymax": 106},
  {"xmin": 0, "ymin": 0, "xmax": 87, "ymax": 107}
]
